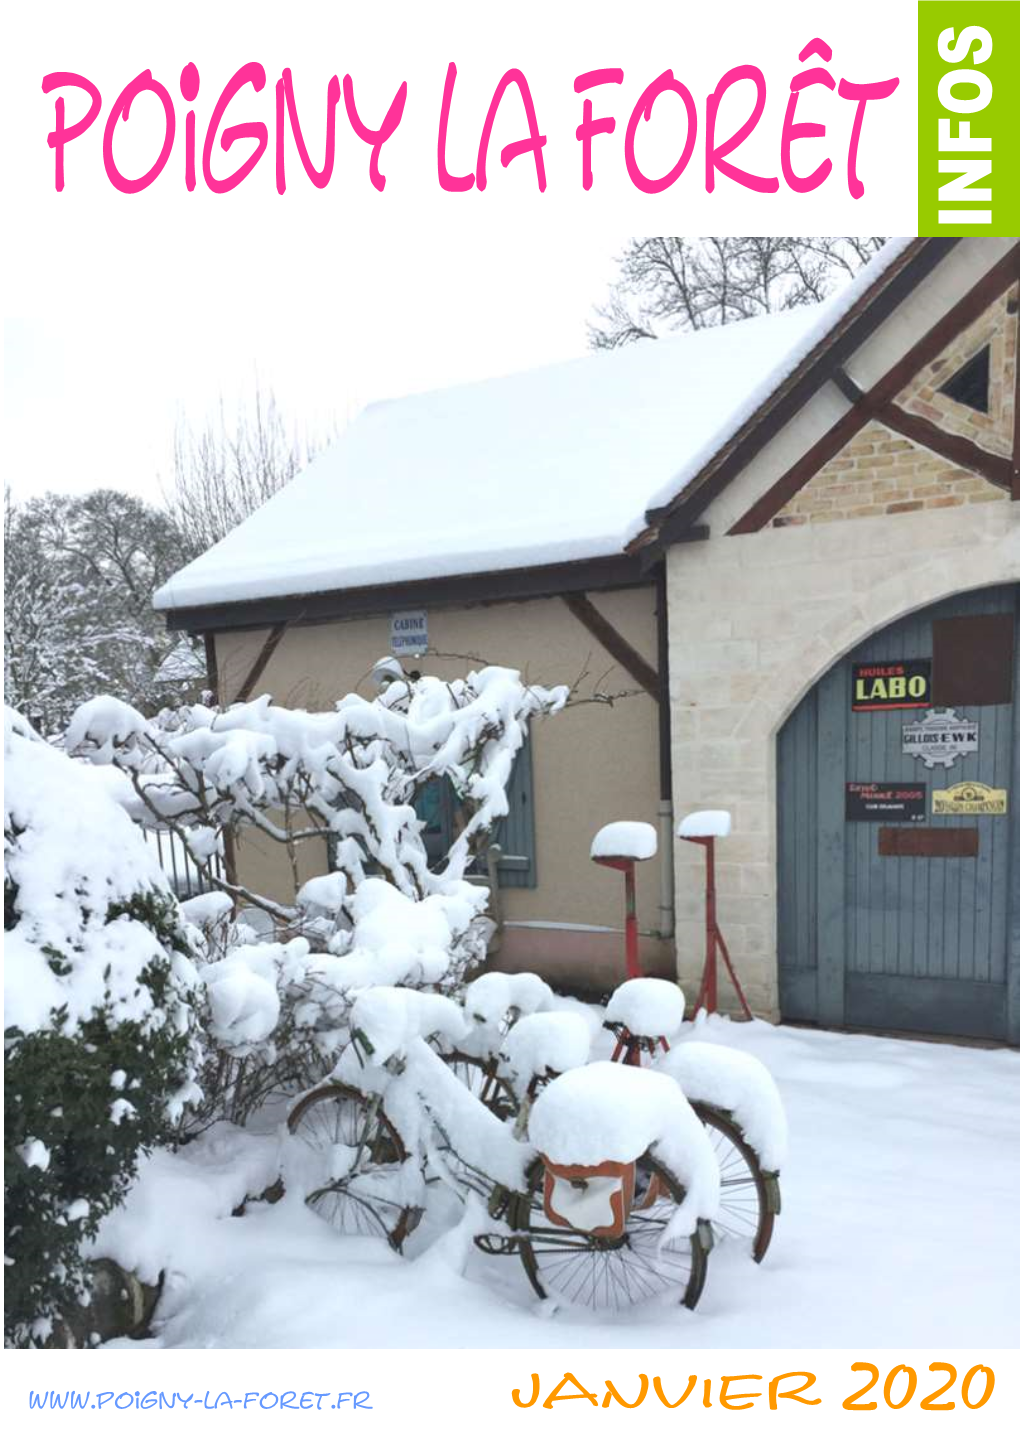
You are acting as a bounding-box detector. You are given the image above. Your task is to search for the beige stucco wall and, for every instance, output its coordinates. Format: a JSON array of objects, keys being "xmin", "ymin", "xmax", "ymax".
[{"xmin": 211, "ymin": 585, "xmax": 670, "ymax": 982}]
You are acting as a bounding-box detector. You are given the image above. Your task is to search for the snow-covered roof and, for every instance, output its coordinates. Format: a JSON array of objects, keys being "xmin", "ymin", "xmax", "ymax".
[{"xmin": 155, "ymin": 240, "xmax": 916, "ymax": 614}]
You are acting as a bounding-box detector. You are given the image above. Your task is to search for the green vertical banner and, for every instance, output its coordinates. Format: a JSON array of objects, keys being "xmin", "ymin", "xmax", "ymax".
[{"xmin": 917, "ymin": 0, "xmax": 1020, "ymax": 236}]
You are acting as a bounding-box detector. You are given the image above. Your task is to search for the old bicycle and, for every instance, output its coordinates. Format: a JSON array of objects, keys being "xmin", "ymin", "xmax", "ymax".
[{"xmin": 287, "ymin": 975, "xmax": 786, "ymax": 1314}]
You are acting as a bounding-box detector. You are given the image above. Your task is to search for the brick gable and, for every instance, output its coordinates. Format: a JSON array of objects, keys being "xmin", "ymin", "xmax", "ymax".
[{"xmin": 772, "ymin": 285, "xmax": 1017, "ymax": 529}]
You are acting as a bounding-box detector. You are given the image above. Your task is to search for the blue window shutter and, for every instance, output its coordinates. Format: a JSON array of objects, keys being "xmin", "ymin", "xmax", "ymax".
[{"xmin": 492, "ymin": 732, "xmax": 537, "ymax": 889}]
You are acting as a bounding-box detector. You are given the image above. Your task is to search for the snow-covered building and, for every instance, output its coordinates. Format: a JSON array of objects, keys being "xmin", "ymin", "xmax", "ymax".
[{"xmin": 156, "ymin": 236, "xmax": 1020, "ymax": 1044}]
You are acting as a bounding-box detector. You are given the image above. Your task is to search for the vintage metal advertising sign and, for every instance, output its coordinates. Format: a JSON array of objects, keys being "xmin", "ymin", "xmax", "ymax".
[
  {"xmin": 932, "ymin": 782, "xmax": 1008, "ymax": 816},
  {"xmin": 846, "ymin": 782, "xmax": 927, "ymax": 822},
  {"xmin": 852, "ymin": 659, "xmax": 932, "ymax": 712},
  {"xmin": 902, "ymin": 708, "xmax": 979, "ymax": 769}
]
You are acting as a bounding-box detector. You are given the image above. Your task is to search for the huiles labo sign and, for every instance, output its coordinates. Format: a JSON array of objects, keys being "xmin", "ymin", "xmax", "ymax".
[{"xmin": 852, "ymin": 659, "xmax": 932, "ymax": 713}]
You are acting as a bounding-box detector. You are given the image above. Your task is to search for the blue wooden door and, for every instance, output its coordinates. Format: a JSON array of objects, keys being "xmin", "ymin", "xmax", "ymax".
[{"xmin": 778, "ymin": 584, "xmax": 1019, "ymax": 1043}]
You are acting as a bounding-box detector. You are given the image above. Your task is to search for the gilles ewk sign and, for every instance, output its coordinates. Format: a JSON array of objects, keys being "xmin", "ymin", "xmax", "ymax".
[{"xmin": 852, "ymin": 660, "xmax": 932, "ymax": 712}]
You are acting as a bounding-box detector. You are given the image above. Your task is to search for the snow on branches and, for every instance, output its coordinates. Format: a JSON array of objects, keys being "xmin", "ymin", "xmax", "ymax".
[
  {"xmin": 65, "ymin": 666, "xmax": 567, "ymax": 926},
  {"xmin": 4, "ymin": 707, "xmax": 203, "ymax": 1345},
  {"xmin": 62, "ymin": 666, "xmax": 567, "ymax": 1120}
]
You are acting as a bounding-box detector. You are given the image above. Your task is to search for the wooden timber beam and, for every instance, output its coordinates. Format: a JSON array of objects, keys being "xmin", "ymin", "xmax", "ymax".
[
  {"xmin": 650, "ymin": 240, "xmax": 955, "ymax": 544},
  {"xmin": 877, "ymin": 402, "xmax": 1012, "ymax": 492},
  {"xmin": 828, "ymin": 361, "xmax": 1011, "ymax": 490},
  {"xmin": 832, "ymin": 367, "xmax": 865, "ymax": 404},
  {"xmin": 165, "ymin": 554, "xmax": 651, "ymax": 635},
  {"xmin": 203, "ymin": 632, "xmax": 219, "ymax": 702},
  {"xmin": 561, "ymin": 593, "xmax": 661, "ymax": 702},
  {"xmin": 232, "ymin": 623, "xmax": 288, "ymax": 704},
  {"xmin": 730, "ymin": 244, "xmax": 1020, "ymax": 534}
]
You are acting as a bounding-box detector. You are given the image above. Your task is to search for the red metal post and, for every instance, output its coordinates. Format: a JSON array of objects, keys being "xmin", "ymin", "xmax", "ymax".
[
  {"xmin": 593, "ymin": 852, "xmax": 645, "ymax": 981},
  {"xmin": 680, "ymin": 828, "xmax": 753, "ymax": 1020},
  {"xmin": 624, "ymin": 862, "xmax": 640, "ymax": 980},
  {"xmin": 703, "ymin": 835, "xmax": 718, "ymax": 1013}
]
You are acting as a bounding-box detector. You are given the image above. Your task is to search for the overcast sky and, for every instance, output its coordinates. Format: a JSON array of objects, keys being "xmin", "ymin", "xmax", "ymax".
[
  {"xmin": 4, "ymin": 232, "xmax": 625, "ymax": 507},
  {"xmin": 5, "ymin": 4, "xmax": 639, "ymax": 507},
  {"xmin": 4, "ymin": 0, "xmax": 914, "ymax": 511}
]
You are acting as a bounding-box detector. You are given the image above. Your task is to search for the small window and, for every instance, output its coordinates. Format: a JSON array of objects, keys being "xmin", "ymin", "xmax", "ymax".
[
  {"xmin": 412, "ymin": 739, "xmax": 537, "ymax": 889},
  {"xmin": 938, "ymin": 345, "xmax": 990, "ymax": 414},
  {"xmin": 326, "ymin": 744, "xmax": 538, "ymax": 889}
]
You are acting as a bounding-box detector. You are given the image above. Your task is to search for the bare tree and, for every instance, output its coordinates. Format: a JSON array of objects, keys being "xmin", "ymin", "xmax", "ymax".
[
  {"xmin": 167, "ymin": 385, "xmax": 327, "ymax": 556},
  {"xmin": 589, "ymin": 237, "xmax": 887, "ymax": 348}
]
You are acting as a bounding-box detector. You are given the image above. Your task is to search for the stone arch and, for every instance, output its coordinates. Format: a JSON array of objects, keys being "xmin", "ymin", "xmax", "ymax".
[
  {"xmin": 767, "ymin": 555, "xmax": 1020, "ymax": 742},
  {"xmin": 772, "ymin": 577, "xmax": 1018, "ymax": 1040},
  {"xmin": 666, "ymin": 503, "xmax": 1018, "ymax": 1019}
]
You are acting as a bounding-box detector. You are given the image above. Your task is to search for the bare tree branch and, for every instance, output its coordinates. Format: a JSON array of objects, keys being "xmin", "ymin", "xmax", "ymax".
[
  {"xmin": 589, "ymin": 237, "xmax": 887, "ymax": 349},
  {"xmin": 164, "ymin": 383, "xmax": 334, "ymax": 555}
]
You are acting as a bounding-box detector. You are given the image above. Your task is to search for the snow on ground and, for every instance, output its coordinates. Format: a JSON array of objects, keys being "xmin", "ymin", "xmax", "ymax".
[{"xmin": 98, "ymin": 1017, "xmax": 1020, "ymax": 1349}]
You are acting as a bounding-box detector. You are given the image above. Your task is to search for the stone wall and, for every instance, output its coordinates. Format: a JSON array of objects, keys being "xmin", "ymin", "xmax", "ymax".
[
  {"xmin": 772, "ymin": 421, "xmax": 1006, "ymax": 528},
  {"xmin": 666, "ymin": 500, "xmax": 1019, "ymax": 1018},
  {"xmin": 900, "ymin": 283, "xmax": 1016, "ymax": 453}
]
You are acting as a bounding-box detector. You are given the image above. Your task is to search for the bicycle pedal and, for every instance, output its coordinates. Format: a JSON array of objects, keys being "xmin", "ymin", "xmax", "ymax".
[{"xmin": 473, "ymin": 1232, "xmax": 517, "ymax": 1257}]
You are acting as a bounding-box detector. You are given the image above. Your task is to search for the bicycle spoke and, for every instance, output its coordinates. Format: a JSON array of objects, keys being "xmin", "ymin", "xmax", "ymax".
[
  {"xmin": 519, "ymin": 1157, "xmax": 702, "ymax": 1312},
  {"xmin": 289, "ymin": 1085, "xmax": 415, "ymax": 1248}
]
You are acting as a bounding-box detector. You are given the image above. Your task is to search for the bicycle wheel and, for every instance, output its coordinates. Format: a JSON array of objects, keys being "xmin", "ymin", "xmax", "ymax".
[
  {"xmin": 440, "ymin": 1052, "xmax": 517, "ymax": 1119},
  {"xmin": 517, "ymin": 1153, "xmax": 711, "ymax": 1313},
  {"xmin": 692, "ymin": 1102, "xmax": 779, "ymax": 1263},
  {"xmin": 287, "ymin": 1083, "xmax": 420, "ymax": 1250},
  {"xmin": 426, "ymin": 1053, "xmax": 517, "ymax": 1202}
]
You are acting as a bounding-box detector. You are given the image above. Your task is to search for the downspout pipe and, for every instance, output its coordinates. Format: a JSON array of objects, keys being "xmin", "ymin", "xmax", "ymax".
[{"xmin": 655, "ymin": 565, "xmax": 675, "ymax": 942}]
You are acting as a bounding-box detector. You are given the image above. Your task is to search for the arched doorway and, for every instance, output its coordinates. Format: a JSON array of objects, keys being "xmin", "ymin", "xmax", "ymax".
[{"xmin": 777, "ymin": 583, "xmax": 1019, "ymax": 1043}]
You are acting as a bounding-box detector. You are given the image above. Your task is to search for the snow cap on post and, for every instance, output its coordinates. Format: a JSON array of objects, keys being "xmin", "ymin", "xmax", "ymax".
[
  {"xmin": 678, "ymin": 809, "xmax": 732, "ymax": 839},
  {"xmin": 590, "ymin": 820, "xmax": 658, "ymax": 862}
]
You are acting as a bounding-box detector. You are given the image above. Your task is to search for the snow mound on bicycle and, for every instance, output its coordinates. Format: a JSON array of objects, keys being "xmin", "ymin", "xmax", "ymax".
[
  {"xmin": 501, "ymin": 1011, "xmax": 591, "ymax": 1090},
  {"xmin": 351, "ymin": 987, "xmax": 468, "ymax": 1064},
  {"xmin": 604, "ymin": 978, "xmax": 686, "ymax": 1040},
  {"xmin": 464, "ymin": 971, "xmax": 554, "ymax": 1027},
  {"xmin": 528, "ymin": 1062, "xmax": 720, "ymax": 1234},
  {"xmin": 656, "ymin": 1042, "xmax": 788, "ymax": 1171}
]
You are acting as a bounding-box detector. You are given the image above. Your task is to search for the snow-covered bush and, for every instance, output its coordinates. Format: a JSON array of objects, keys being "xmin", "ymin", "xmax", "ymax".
[
  {"xmin": 65, "ymin": 665, "xmax": 568, "ymax": 930},
  {"xmin": 64, "ymin": 666, "xmax": 568, "ymax": 1122},
  {"xmin": 4, "ymin": 709, "xmax": 201, "ymax": 1347},
  {"xmin": 187, "ymin": 878, "xmax": 497, "ymax": 1127}
]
